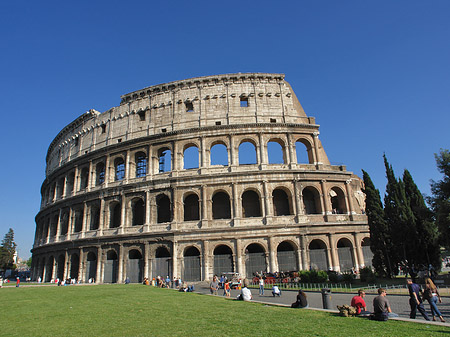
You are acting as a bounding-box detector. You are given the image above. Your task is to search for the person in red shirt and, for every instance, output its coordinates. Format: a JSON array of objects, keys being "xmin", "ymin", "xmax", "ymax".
[{"xmin": 351, "ymin": 289, "xmax": 370, "ymax": 315}]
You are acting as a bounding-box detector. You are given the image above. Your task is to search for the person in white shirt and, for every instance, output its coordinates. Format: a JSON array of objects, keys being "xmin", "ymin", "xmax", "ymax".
[
  {"xmin": 272, "ymin": 285, "xmax": 281, "ymax": 297},
  {"xmin": 237, "ymin": 279, "xmax": 253, "ymax": 301}
]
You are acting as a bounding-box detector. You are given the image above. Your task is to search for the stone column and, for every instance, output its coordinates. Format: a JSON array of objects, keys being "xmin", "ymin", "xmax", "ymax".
[
  {"xmin": 56, "ymin": 208, "xmax": 62, "ymax": 241},
  {"xmin": 258, "ymin": 133, "xmax": 266, "ymax": 165},
  {"xmin": 172, "ymin": 241, "xmax": 178, "ymax": 279},
  {"xmin": 78, "ymin": 249, "xmax": 84, "ymax": 282},
  {"xmin": 293, "ymin": 181, "xmax": 301, "ymax": 218},
  {"xmin": 269, "ymin": 237, "xmax": 277, "ymax": 272},
  {"xmin": 200, "ymin": 137, "xmax": 207, "ymax": 168},
  {"xmin": 104, "ymin": 155, "xmax": 110, "ymax": 187},
  {"xmin": 312, "ymin": 132, "xmax": 321, "ymax": 165},
  {"xmin": 229, "ymin": 135, "xmax": 237, "ymax": 166},
  {"xmin": 96, "ymin": 246, "xmax": 102, "ymax": 283},
  {"xmin": 354, "ymin": 233, "xmax": 365, "ymax": 269},
  {"xmin": 203, "ymin": 240, "xmax": 210, "ymax": 280},
  {"xmin": 125, "ymin": 149, "xmax": 131, "ymax": 182},
  {"xmin": 201, "ymin": 185, "xmax": 208, "ymax": 225},
  {"xmin": 87, "ymin": 160, "xmax": 93, "ymax": 191},
  {"xmin": 328, "ymin": 235, "xmax": 339, "ymax": 271},
  {"xmin": 73, "ymin": 165, "xmax": 79, "ymax": 194},
  {"xmin": 145, "ymin": 191, "xmax": 151, "ymax": 231},
  {"xmin": 67, "ymin": 208, "xmax": 73, "ymax": 240},
  {"xmin": 286, "ymin": 133, "xmax": 295, "ymax": 166},
  {"xmin": 64, "ymin": 250, "xmax": 70, "ymax": 280},
  {"xmin": 144, "ymin": 242, "xmax": 150, "ymax": 279},
  {"xmin": 345, "ymin": 180, "xmax": 356, "ymax": 215},
  {"xmin": 236, "ymin": 239, "xmax": 244, "ymax": 278},
  {"xmin": 52, "ymin": 257, "xmax": 57, "ymax": 281},
  {"xmin": 300, "ymin": 235, "xmax": 308, "ymax": 270},
  {"xmin": 232, "ymin": 183, "xmax": 240, "ymax": 222},
  {"xmin": 81, "ymin": 202, "xmax": 87, "ymax": 238},
  {"xmin": 98, "ymin": 196, "xmax": 105, "ymax": 236},
  {"xmin": 120, "ymin": 193, "xmax": 126, "ymax": 234},
  {"xmin": 117, "ymin": 244, "xmax": 124, "ymax": 283},
  {"xmin": 262, "ymin": 180, "xmax": 271, "ymax": 218},
  {"xmin": 320, "ymin": 180, "xmax": 331, "ymax": 215}
]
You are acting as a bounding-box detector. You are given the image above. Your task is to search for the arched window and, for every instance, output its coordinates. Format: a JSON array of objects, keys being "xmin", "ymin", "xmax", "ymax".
[
  {"xmin": 183, "ymin": 246, "xmax": 201, "ymax": 282},
  {"xmin": 239, "ymin": 141, "xmax": 257, "ymax": 165},
  {"xmin": 73, "ymin": 208, "xmax": 83, "ymax": 232},
  {"xmin": 183, "ymin": 146, "xmax": 199, "ymax": 169},
  {"xmin": 90, "ymin": 205, "xmax": 100, "ymax": 230},
  {"xmin": 158, "ymin": 148, "xmax": 172, "ymax": 173},
  {"xmin": 135, "ymin": 152, "xmax": 147, "ymax": 178},
  {"xmin": 245, "ymin": 243, "xmax": 267, "ymax": 278},
  {"xmin": 184, "ymin": 194, "xmax": 199, "ymax": 221},
  {"xmin": 80, "ymin": 167, "xmax": 89, "ymax": 190},
  {"xmin": 295, "ymin": 140, "xmax": 313, "ymax": 164},
  {"xmin": 273, "ymin": 189, "xmax": 291, "ymax": 216},
  {"xmin": 210, "ymin": 143, "xmax": 228, "ymax": 166},
  {"xmin": 114, "ymin": 158, "xmax": 125, "ymax": 181},
  {"xmin": 277, "ymin": 241, "xmax": 297, "ymax": 272},
  {"xmin": 60, "ymin": 211, "xmax": 69, "ymax": 235},
  {"xmin": 66, "ymin": 172, "xmax": 75, "ymax": 195},
  {"xmin": 302, "ymin": 187, "xmax": 321, "ymax": 214},
  {"xmin": 212, "ymin": 192, "xmax": 231, "ymax": 219},
  {"xmin": 110, "ymin": 202, "xmax": 121, "ymax": 228},
  {"xmin": 242, "ymin": 190, "xmax": 261, "ymax": 218},
  {"xmin": 213, "ymin": 245, "xmax": 233, "ymax": 275},
  {"xmin": 157, "ymin": 194, "xmax": 171, "ymax": 223},
  {"xmin": 96, "ymin": 162, "xmax": 105, "ymax": 185},
  {"xmin": 330, "ymin": 187, "xmax": 347, "ymax": 214},
  {"xmin": 131, "ymin": 198, "xmax": 145, "ymax": 226},
  {"xmin": 57, "ymin": 177, "xmax": 64, "ymax": 198},
  {"xmin": 267, "ymin": 140, "xmax": 285, "ymax": 164}
]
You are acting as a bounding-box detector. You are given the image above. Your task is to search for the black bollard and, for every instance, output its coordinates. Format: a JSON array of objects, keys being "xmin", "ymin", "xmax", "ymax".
[{"xmin": 321, "ymin": 288, "xmax": 332, "ymax": 309}]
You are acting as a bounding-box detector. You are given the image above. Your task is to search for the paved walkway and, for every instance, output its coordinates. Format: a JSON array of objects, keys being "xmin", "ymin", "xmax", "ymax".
[{"xmin": 194, "ymin": 282, "xmax": 450, "ymax": 326}]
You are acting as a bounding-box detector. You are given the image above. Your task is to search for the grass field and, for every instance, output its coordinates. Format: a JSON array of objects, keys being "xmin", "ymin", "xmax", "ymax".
[{"xmin": 1, "ymin": 284, "xmax": 449, "ymax": 336}]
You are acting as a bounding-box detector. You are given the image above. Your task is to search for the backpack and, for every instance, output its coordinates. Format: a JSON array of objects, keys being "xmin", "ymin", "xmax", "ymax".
[{"xmin": 337, "ymin": 305, "xmax": 358, "ymax": 317}]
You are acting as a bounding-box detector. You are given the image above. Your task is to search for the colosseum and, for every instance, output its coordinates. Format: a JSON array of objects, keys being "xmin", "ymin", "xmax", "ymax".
[{"xmin": 32, "ymin": 73, "xmax": 371, "ymax": 284}]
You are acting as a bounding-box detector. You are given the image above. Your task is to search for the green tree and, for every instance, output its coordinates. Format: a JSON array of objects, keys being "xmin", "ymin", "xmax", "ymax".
[
  {"xmin": 0, "ymin": 228, "xmax": 17, "ymax": 271},
  {"xmin": 429, "ymin": 149, "xmax": 450, "ymax": 248},
  {"xmin": 26, "ymin": 257, "xmax": 32, "ymax": 268},
  {"xmin": 362, "ymin": 169, "xmax": 393, "ymax": 277},
  {"xmin": 403, "ymin": 169, "xmax": 440, "ymax": 269}
]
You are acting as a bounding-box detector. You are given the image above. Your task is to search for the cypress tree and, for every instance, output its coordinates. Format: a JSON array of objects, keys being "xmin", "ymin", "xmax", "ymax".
[
  {"xmin": 383, "ymin": 155, "xmax": 415, "ymax": 272},
  {"xmin": 362, "ymin": 170, "xmax": 392, "ymax": 277},
  {"xmin": 403, "ymin": 169, "xmax": 440, "ymax": 269}
]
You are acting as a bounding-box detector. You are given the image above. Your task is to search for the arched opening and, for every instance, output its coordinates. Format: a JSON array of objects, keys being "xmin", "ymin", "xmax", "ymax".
[
  {"xmin": 80, "ymin": 167, "xmax": 89, "ymax": 190},
  {"xmin": 210, "ymin": 143, "xmax": 228, "ymax": 166},
  {"xmin": 45, "ymin": 256, "xmax": 54, "ymax": 282},
  {"xmin": 245, "ymin": 243, "xmax": 267, "ymax": 278},
  {"xmin": 104, "ymin": 250, "xmax": 118, "ymax": 283},
  {"xmin": 183, "ymin": 246, "xmax": 201, "ymax": 281},
  {"xmin": 50, "ymin": 215, "xmax": 58, "ymax": 237},
  {"xmin": 302, "ymin": 187, "xmax": 321, "ymax": 214},
  {"xmin": 152, "ymin": 246, "xmax": 172, "ymax": 279},
  {"xmin": 361, "ymin": 237, "xmax": 373, "ymax": 268},
  {"xmin": 156, "ymin": 194, "xmax": 171, "ymax": 223},
  {"xmin": 66, "ymin": 172, "xmax": 75, "ymax": 196},
  {"xmin": 90, "ymin": 204, "xmax": 100, "ymax": 230},
  {"xmin": 60, "ymin": 211, "xmax": 69, "ymax": 235},
  {"xmin": 131, "ymin": 198, "xmax": 145, "ymax": 226},
  {"xmin": 158, "ymin": 148, "xmax": 172, "ymax": 173},
  {"xmin": 242, "ymin": 190, "xmax": 261, "ymax": 218},
  {"xmin": 330, "ymin": 187, "xmax": 347, "ymax": 214},
  {"xmin": 73, "ymin": 208, "xmax": 83, "ymax": 233},
  {"xmin": 96, "ymin": 162, "xmax": 105, "ymax": 185},
  {"xmin": 110, "ymin": 202, "xmax": 121, "ymax": 228},
  {"xmin": 238, "ymin": 141, "xmax": 257, "ymax": 165},
  {"xmin": 277, "ymin": 241, "xmax": 298, "ymax": 272},
  {"xmin": 135, "ymin": 152, "xmax": 147, "ymax": 178},
  {"xmin": 295, "ymin": 139, "xmax": 313, "ymax": 164},
  {"xmin": 273, "ymin": 189, "xmax": 291, "ymax": 216},
  {"xmin": 70, "ymin": 254, "xmax": 79, "ymax": 280},
  {"xmin": 212, "ymin": 192, "xmax": 231, "ymax": 219},
  {"xmin": 213, "ymin": 245, "xmax": 233, "ymax": 276},
  {"xmin": 337, "ymin": 238, "xmax": 354, "ymax": 272},
  {"xmin": 114, "ymin": 158, "xmax": 125, "ymax": 181},
  {"xmin": 57, "ymin": 255, "xmax": 65, "ymax": 280},
  {"xmin": 184, "ymin": 194, "xmax": 199, "ymax": 221},
  {"xmin": 267, "ymin": 140, "xmax": 285, "ymax": 164},
  {"xmin": 183, "ymin": 145, "xmax": 199, "ymax": 169},
  {"xmin": 127, "ymin": 249, "xmax": 143, "ymax": 283},
  {"xmin": 309, "ymin": 240, "xmax": 328, "ymax": 271},
  {"xmin": 86, "ymin": 252, "xmax": 97, "ymax": 282},
  {"xmin": 57, "ymin": 177, "xmax": 64, "ymax": 198}
]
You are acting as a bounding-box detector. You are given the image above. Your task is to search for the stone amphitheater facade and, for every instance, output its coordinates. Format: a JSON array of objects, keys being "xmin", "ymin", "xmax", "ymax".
[{"xmin": 32, "ymin": 73, "xmax": 371, "ymax": 283}]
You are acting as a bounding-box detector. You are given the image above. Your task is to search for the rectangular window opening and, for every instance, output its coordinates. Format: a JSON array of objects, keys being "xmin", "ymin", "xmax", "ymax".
[
  {"xmin": 240, "ymin": 97, "xmax": 249, "ymax": 107},
  {"xmin": 185, "ymin": 102, "xmax": 194, "ymax": 112},
  {"xmin": 215, "ymin": 121, "xmax": 221, "ymax": 126},
  {"xmin": 270, "ymin": 118, "xmax": 277, "ymax": 123},
  {"xmin": 101, "ymin": 125, "xmax": 106, "ymax": 134},
  {"xmin": 138, "ymin": 111, "xmax": 145, "ymax": 121},
  {"xmin": 118, "ymin": 139, "xmax": 122, "ymax": 143}
]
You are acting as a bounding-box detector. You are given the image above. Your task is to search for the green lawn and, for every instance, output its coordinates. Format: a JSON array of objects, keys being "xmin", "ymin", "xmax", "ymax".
[{"xmin": 1, "ymin": 284, "xmax": 449, "ymax": 336}]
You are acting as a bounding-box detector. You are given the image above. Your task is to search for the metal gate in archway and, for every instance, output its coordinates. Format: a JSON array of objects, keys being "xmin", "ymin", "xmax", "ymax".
[
  {"xmin": 85, "ymin": 260, "xmax": 97, "ymax": 281},
  {"xmin": 152, "ymin": 257, "xmax": 172, "ymax": 279},
  {"xmin": 127, "ymin": 259, "xmax": 143, "ymax": 283},
  {"xmin": 245, "ymin": 253, "xmax": 266, "ymax": 278},
  {"xmin": 183, "ymin": 256, "xmax": 201, "ymax": 281},
  {"xmin": 338, "ymin": 247, "xmax": 354, "ymax": 271},
  {"xmin": 362, "ymin": 246, "xmax": 373, "ymax": 267},
  {"xmin": 309, "ymin": 249, "xmax": 328, "ymax": 270},
  {"xmin": 103, "ymin": 260, "xmax": 118, "ymax": 283},
  {"xmin": 277, "ymin": 251, "xmax": 297, "ymax": 272},
  {"xmin": 214, "ymin": 254, "xmax": 233, "ymax": 275}
]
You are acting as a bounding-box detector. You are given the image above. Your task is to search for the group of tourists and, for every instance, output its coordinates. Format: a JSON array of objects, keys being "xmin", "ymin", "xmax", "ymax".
[{"xmin": 348, "ymin": 278, "xmax": 445, "ymax": 322}]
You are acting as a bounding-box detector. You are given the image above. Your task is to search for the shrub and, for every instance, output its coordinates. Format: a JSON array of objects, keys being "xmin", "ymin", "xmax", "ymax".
[
  {"xmin": 342, "ymin": 272, "xmax": 355, "ymax": 284},
  {"xmin": 359, "ymin": 267, "xmax": 376, "ymax": 283},
  {"xmin": 299, "ymin": 270, "xmax": 328, "ymax": 283}
]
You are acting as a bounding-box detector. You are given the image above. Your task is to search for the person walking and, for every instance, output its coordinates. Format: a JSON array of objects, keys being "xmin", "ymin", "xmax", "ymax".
[
  {"xmin": 407, "ymin": 279, "xmax": 430, "ymax": 321},
  {"xmin": 423, "ymin": 277, "xmax": 445, "ymax": 322}
]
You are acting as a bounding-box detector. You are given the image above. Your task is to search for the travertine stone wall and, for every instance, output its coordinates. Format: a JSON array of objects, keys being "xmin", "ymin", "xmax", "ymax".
[{"xmin": 32, "ymin": 73, "xmax": 370, "ymax": 284}]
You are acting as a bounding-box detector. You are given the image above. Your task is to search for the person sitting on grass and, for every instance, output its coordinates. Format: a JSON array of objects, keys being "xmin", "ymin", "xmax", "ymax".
[
  {"xmin": 291, "ymin": 289, "xmax": 308, "ymax": 308},
  {"xmin": 372, "ymin": 288, "xmax": 398, "ymax": 321},
  {"xmin": 351, "ymin": 289, "xmax": 370, "ymax": 315},
  {"xmin": 237, "ymin": 279, "xmax": 252, "ymax": 301},
  {"xmin": 272, "ymin": 285, "xmax": 281, "ymax": 297}
]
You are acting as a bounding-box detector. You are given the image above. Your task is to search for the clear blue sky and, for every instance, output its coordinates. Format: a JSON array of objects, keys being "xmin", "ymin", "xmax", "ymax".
[{"xmin": 1, "ymin": 1, "xmax": 449, "ymax": 259}]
